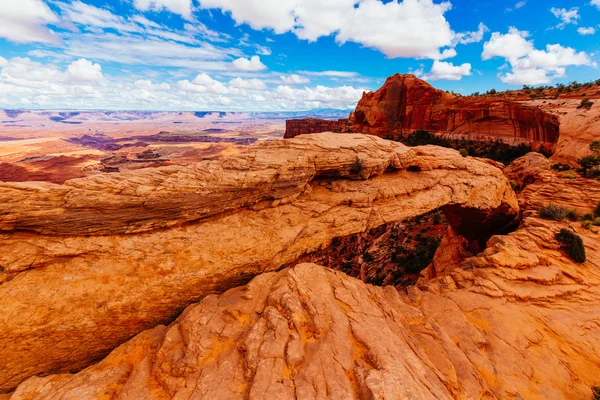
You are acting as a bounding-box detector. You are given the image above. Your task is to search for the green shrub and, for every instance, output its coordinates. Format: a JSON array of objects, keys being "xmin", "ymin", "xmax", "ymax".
[
  {"xmin": 538, "ymin": 204, "xmax": 569, "ymax": 221},
  {"xmin": 552, "ymin": 163, "xmax": 572, "ymax": 172},
  {"xmin": 578, "ymin": 155, "xmax": 600, "ymax": 176},
  {"xmin": 595, "ymin": 202, "xmax": 600, "ymax": 218},
  {"xmin": 582, "ymin": 213, "xmax": 594, "ymax": 221},
  {"xmin": 555, "ymin": 229, "xmax": 586, "ymax": 263},
  {"xmin": 594, "ymin": 218, "xmax": 600, "ymax": 227},
  {"xmin": 459, "ymin": 148, "xmax": 469, "ymax": 158},
  {"xmin": 562, "ymin": 173, "xmax": 577, "ymax": 180},
  {"xmin": 592, "ymin": 386, "xmax": 600, "ymax": 400},
  {"xmin": 566, "ymin": 209, "xmax": 580, "ymax": 221},
  {"xmin": 583, "ymin": 220, "xmax": 593, "ymax": 230},
  {"xmin": 351, "ymin": 157, "xmax": 364, "ymax": 175},
  {"xmin": 578, "ymin": 98, "xmax": 593, "ymax": 109}
]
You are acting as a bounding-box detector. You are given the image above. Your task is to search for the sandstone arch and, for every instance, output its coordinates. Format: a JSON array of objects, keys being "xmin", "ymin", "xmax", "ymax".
[{"xmin": 0, "ymin": 133, "xmax": 518, "ymax": 391}]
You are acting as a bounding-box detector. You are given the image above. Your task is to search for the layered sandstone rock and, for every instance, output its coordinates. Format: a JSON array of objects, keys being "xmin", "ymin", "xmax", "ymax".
[
  {"xmin": 533, "ymin": 98, "xmax": 600, "ymax": 165},
  {"xmin": 284, "ymin": 75, "xmax": 561, "ymax": 150},
  {"xmin": 284, "ymin": 118, "xmax": 348, "ymax": 139},
  {"xmin": 349, "ymin": 74, "xmax": 560, "ymax": 147},
  {"xmin": 0, "ymin": 133, "xmax": 519, "ymax": 392},
  {"xmin": 12, "ymin": 207, "xmax": 600, "ymax": 400}
]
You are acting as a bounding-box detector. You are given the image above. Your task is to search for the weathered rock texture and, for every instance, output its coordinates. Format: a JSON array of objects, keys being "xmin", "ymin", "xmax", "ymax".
[
  {"xmin": 0, "ymin": 133, "xmax": 518, "ymax": 392},
  {"xmin": 12, "ymin": 208, "xmax": 600, "ymax": 400},
  {"xmin": 532, "ymin": 98, "xmax": 600, "ymax": 165},
  {"xmin": 349, "ymin": 74, "xmax": 560, "ymax": 147},
  {"xmin": 284, "ymin": 75, "xmax": 560, "ymax": 150},
  {"xmin": 284, "ymin": 118, "xmax": 348, "ymax": 139}
]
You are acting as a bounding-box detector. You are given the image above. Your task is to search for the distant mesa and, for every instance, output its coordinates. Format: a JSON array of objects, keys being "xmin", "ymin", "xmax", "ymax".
[{"xmin": 285, "ymin": 74, "xmax": 560, "ymax": 150}]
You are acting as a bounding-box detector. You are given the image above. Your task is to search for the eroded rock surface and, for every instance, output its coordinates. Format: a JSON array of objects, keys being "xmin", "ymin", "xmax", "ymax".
[
  {"xmin": 284, "ymin": 75, "xmax": 560, "ymax": 150},
  {"xmin": 12, "ymin": 213, "xmax": 600, "ymax": 400},
  {"xmin": 0, "ymin": 133, "xmax": 518, "ymax": 392}
]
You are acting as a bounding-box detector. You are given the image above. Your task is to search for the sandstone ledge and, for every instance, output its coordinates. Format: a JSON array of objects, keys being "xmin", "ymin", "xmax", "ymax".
[{"xmin": 0, "ymin": 133, "xmax": 518, "ymax": 392}]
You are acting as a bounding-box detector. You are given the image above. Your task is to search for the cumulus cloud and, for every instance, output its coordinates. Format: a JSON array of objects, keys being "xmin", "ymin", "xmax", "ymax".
[
  {"xmin": 281, "ymin": 74, "xmax": 311, "ymax": 84},
  {"xmin": 578, "ymin": 27, "xmax": 596, "ymax": 35},
  {"xmin": 550, "ymin": 7, "xmax": 580, "ymax": 29},
  {"xmin": 482, "ymin": 27, "xmax": 595, "ymax": 85},
  {"xmin": 133, "ymin": 0, "xmax": 193, "ymax": 19},
  {"xmin": 0, "ymin": 0, "xmax": 60, "ymax": 44},
  {"xmin": 453, "ymin": 23, "xmax": 488, "ymax": 45},
  {"xmin": 418, "ymin": 60, "xmax": 472, "ymax": 81},
  {"xmin": 229, "ymin": 77, "xmax": 267, "ymax": 90},
  {"xmin": 593, "ymin": 0, "xmax": 600, "ymax": 9},
  {"xmin": 176, "ymin": 73, "xmax": 230, "ymax": 94},
  {"xmin": 199, "ymin": 0, "xmax": 483, "ymax": 60},
  {"xmin": 232, "ymin": 56, "xmax": 267, "ymax": 71},
  {"xmin": 65, "ymin": 59, "xmax": 104, "ymax": 83},
  {"xmin": 273, "ymin": 84, "xmax": 364, "ymax": 109}
]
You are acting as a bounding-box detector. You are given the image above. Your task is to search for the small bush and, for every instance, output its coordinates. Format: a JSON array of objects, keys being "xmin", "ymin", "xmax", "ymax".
[
  {"xmin": 363, "ymin": 252, "xmax": 374, "ymax": 263},
  {"xmin": 594, "ymin": 218, "xmax": 600, "ymax": 227},
  {"xmin": 555, "ymin": 229, "xmax": 586, "ymax": 263},
  {"xmin": 538, "ymin": 204, "xmax": 569, "ymax": 221},
  {"xmin": 562, "ymin": 173, "xmax": 577, "ymax": 180},
  {"xmin": 552, "ymin": 163, "xmax": 572, "ymax": 172},
  {"xmin": 566, "ymin": 209, "xmax": 580, "ymax": 221},
  {"xmin": 582, "ymin": 220, "xmax": 593, "ymax": 230},
  {"xmin": 578, "ymin": 98, "xmax": 593, "ymax": 109},
  {"xmin": 459, "ymin": 148, "xmax": 469, "ymax": 158},
  {"xmin": 582, "ymin": 213, "xmax": 594, "ymax": 221},
  {"xmin": 592, "ymin": 386, "xmax": 600, "ymax": 400},
  {"xmin": 595, "ymin": 202, "xmax": 600, "ymax": 218},
  {"xmin": 351, "ymin": 157, "xmax": 364, "ymax": 175}
]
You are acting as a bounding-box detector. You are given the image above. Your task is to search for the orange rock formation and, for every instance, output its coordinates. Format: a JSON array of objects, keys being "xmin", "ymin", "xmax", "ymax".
[
  {"xmin": 0, "ymin": 133, "xmax": 519, "ymax": 393},
  {"xmin": 284, "ymin": 75, "xmax": 560, "ymax": 150}
]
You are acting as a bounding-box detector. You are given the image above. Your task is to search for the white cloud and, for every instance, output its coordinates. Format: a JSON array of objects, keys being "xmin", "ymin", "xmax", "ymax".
[
  {"xmin": 281, "ymin": 74, "xmax": 311, "ymax": 84},
  {"xmin": 133, "ymin": 0, "xmax": 193, "ymax": 19},
  {"xmin": 593, "ymin": 0, "xmax": 600, "ymax": 9},
  {"xmin": 229, "ymin": 77, "xmax": 267, "ymax": 90},
  {"xmin": 273, "ymin": 84, "xmax": 364, "ymax": 108},
  {"xmin": 232, "ymin": 55, "xmax": 267, "ymax": 71},
  {"xmin": 482, "ymin": 27, "xmax": 533, "ymax": 62},
  {"xmin": 0, "ymin": 0, "xmax": 60, "ymax": 44},
  {"xmin": 482, "ymin": 27, "xmax": 595, "ymax": 85},
  {"xmin": 199, "ymin": 0, "xmax": 482, "ymax": 60},
  {"xmin": 300, "ymin": 70, "xmax": 358, "ymax": 78},
  {"xmin": 578, "ymin": 27, "xmax": 596, "ymax": 35},
  {"xmin": 65, "ymin": 59, "xmax": 104, "ymax": 83},
  {"xmin": 418, "ymin": 60, "xmax": 472, "ymax": 81},
  {"xmin": 550, "ymin": 7, "xmax": 580, "ymax": 29},
  {"xmin": 453, "ymin": 23, "xmax": 488, "ymax": 45}
]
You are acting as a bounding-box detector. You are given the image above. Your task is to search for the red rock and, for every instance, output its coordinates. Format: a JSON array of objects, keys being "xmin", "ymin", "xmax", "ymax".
[
  {"xmin": 284, "ymin": 118, "xmax": 348, "ymax": 139},
  {"xmin": 284, "ymin": 74, "xmax": 560, "ymax": 150}
]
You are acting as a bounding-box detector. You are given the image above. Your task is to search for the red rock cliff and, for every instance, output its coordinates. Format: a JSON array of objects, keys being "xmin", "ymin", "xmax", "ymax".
[
  {"xmin": 285, "ymin": 74, "xmax": 560, "ymax": 149},
  {"xmin": 284, "ymin": 118, "xmax": 348, "ymax": 139},
  {"xmin": 350, "ymin": 74, "xmax": 560, "ymax": 147}
]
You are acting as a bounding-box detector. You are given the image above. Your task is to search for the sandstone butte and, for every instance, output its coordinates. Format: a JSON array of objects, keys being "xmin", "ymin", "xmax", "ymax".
[
  {"xmin": 3, "ymin": 134, "xmax": 600, "ymax": 399},
  {"xmin": 0, "ymin": 133, "xmax": 521, "ymax": 394},
  {"xmin": 285, "ymin": 74, "xmax": 561, "ymax": 150}
]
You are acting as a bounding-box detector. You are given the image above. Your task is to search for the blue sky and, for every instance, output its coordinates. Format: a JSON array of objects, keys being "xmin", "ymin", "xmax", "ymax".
[{"xmin": 0, "ymin": 0, "xmax": 599, "ymax": 110}]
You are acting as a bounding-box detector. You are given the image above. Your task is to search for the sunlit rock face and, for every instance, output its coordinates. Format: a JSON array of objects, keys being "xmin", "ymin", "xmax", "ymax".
[
  {"xmin": 284, "ymin": 74, "xmax": 560, "ymax": 152},
  {"xmin": 0, "ymin": 133, "xmax": 519, "ymax": 392}
]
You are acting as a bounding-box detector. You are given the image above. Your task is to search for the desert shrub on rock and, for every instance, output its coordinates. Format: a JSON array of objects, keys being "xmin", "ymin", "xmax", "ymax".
[
  {"xmin": 592, "ymin": 386, "xmax": 600, "ymax": 400},
  {"xmin": 555, "ymin": 229, "xmax": 586, "ymax": 263},
  {"xmin": 538, "ymin": 204, "xmax": 569, "ymax": 221}
]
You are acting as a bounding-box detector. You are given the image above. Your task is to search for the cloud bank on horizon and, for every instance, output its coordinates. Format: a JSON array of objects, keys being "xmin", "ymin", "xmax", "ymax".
[{"xmin": 0, "ymin": 0, "xmax": 599, "ymax": 111}]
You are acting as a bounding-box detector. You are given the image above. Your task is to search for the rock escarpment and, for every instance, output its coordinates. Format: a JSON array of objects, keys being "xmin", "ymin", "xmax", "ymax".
[
  {"xmin": 284, "ymin": 118, "xmax": 348, "ymax": 139},
  {"xmin": 0, "ymin": 133, "xmax": 519, "ymax": 392},
  {"xmin": 284, "ymin": 74, "xmax": 560, "ymax": 150}
]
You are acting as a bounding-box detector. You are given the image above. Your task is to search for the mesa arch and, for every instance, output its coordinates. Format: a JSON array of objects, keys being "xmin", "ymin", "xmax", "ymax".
[{"xmin": 0, "ymin": 133, "xmax": 518, "ymax": 392}]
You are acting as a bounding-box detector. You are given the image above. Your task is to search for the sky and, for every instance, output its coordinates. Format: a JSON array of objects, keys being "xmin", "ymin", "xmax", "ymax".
[{"xmin": 0, "ymin": 0, "xmax": 599, "ymax": 111}]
